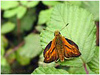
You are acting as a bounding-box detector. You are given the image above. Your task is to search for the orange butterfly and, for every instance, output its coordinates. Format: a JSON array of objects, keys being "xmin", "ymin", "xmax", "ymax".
[{"xmin": 43, "ymin": 24, "xmax": 81, "ymax": 63}]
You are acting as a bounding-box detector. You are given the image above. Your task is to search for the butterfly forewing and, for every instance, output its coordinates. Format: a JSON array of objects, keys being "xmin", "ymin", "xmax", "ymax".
[{"xmin": 44, "ymin": 39, "xmax": 58, "ymax": 63}]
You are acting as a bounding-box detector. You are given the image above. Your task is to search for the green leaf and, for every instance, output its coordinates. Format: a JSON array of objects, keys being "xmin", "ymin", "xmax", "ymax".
[
  {"xmin": 38, "ymin": 8, "xmax": 53, "ymax": 25},
  {"xmin": 32, "ymin": 67, "xmax": 69, "ymax": 74},
  {"xmin": 1, "ymin": 1, "xmax": 19, "ymax": 10},
  {"xmin": 1, "ymin": 35, "xmax": 8, "ymax": 48},
  {"xmin": 3, "ymin": 7, "xmax": 18, "ymax": 18},
  {"xmin": 20, "ymin": 1, "xmax": 28, "ymax": 6},
  {"xmin": 59, "ymin": 57, "xmax": 83, "ymax": 67},
  {"xmin": 16, "ymin": 48, "xmax": 31, "ymax": 65},
  {"xmin": 87, "ymin": 46, "xmax": 99, "ymax": 74},
  {"xmin": 17, "ymin": 6, "xmax": 27, "ymax": 19},
  {"xmin": 82, "ymin": 1, "xmax": 99, "ymax": 21},
  {"xmin": 19, "ymin": 33, "xmax": 42, "ymax": 58},
  {"xmin": 1, "ymin": 47, "xmax": 11, "ymax": 73},
  {"xmin": 20, "ymin": 1, "xmax": 39, "ymax": 8},
  {"xmin": 68, "ymin": 64, "xmax": 95, "ymax": 74},
  {"xmin": 1, "ymin": 47, "xmax": 5, "ymax": 57},
  {"xmin": 35, "ymin": 25, "xmax": 45, "ymax": 32},
  {"xmin": 65, "ymin": 1, "xmax": 82, "ymax": 6},
  {"xmin": 6, "ymin": 49, "xmax": 16, "ymax": 64},
  {"xmin": 1, "ymin": 22, "xmax": 15, "ymax": 34},
  {"xmin": 26, "ymin": 1, "xmax": 39, "ymax": 8},
  {"xmin": 40, "ymin": 3, "xmax": 96, "ymax": 66},
  {"xmin": 3, "ymin": 6, "xmax": 27, "ymax": 19},
  {"xmin": 1, "ymin": 57, "xmax": 11, "ymax": 74},
  {"xmin": 9, "ymin": 8, "xmax": 36, "ymax": 32},
  {"xmin": 42, "ymin": 1, "xmax": 60, "ymax": 6},
  {"xmin": 20, "ymin": 8, "xmax": 36, "ymax": 32}
]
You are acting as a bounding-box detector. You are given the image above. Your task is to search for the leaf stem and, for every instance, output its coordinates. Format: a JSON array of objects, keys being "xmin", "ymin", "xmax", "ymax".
[
  {"xmin": 17, "ymin": 18, "xmax": 21, "ymax": 42},
  {"xmin": 80, "ymin": 56, "xmax": 89, "ymax": 74},
  {"xmin": 83, "ymin": 62, "xmax": 89, "ymax": 74}
]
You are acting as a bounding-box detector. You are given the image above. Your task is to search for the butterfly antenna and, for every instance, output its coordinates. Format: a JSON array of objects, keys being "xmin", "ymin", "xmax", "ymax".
[{"xmin": 60, "ymin": 23, "xmax": 69, "ymax": 31}]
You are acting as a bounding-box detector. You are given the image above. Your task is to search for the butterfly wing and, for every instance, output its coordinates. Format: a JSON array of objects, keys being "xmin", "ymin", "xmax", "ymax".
[
  {"xmin": 43, "ymin": 39, "xmax": 58, "ymax": 63},
  {"xmin": 62, "ymin": 37, "xmax": 81, "ymax": 58}
]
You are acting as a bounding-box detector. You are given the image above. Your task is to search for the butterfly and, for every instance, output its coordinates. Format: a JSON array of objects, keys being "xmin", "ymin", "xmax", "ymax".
[{"xmin": 43, "ymin": 24, "xmax": 81, "ymax": 63}]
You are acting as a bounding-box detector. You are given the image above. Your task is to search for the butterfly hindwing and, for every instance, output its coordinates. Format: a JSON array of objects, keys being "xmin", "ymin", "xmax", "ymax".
[
  {"xmin": 62, "ymin": 37, "xmax": 81, "ymax": 58},
  {"xmin": 43, "ymin": 39, "xmax": 58, "ymax": 63}
]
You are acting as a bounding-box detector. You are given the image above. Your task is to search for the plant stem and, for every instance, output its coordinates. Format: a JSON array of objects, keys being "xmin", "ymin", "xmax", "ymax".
[
  {"xmin": 17, "ymin": 18, "xmax": 21, "ymax": 42},
  {"xmin": 4, "ymin": 41, "xmax": 24, "ymax": 58},
  {"xmin": 95, "ymin": 21, "xmax": 99, "ymax": 46}
]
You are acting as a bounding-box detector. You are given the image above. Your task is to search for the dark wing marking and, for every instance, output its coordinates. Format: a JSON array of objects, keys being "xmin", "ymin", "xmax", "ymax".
[
  {"xmin": 65, "ymin": 45, "xmax": 71, "ymax": 49},
  {"xmin": 43, "ymin": 41, "xmax": 52, "ymax": 56}
]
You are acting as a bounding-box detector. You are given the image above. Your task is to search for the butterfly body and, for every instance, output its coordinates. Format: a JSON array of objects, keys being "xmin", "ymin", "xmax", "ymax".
[
  {"xmin": 43, "ymin": 30, "xmax": 81, "ymax": 63},
  {"xmin": 54, "ymin": 31, "xmax": 65, "ymax": 62}
]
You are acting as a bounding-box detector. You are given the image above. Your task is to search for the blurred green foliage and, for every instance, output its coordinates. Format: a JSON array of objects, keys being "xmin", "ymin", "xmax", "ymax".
[
  {"xmin": 1, "ymin": 1, "xmax": 99, "ymax": 74},
  {"xmin": 1, "ymin": 22, "xmax": 15, "ymax": 34},
  {"xmin": 38, "ymin": 8, "xmax": 53, "ymax": 25}
]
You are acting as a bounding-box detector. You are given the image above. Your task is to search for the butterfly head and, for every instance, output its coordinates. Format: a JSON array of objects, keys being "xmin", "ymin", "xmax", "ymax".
[
  {"xmin": 54, "ymin": 30, "xmax": 61, "ymax": 36},
  {"xmin": 54, "ymin": 23, "xmax": 69, "ymax": 36}
]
